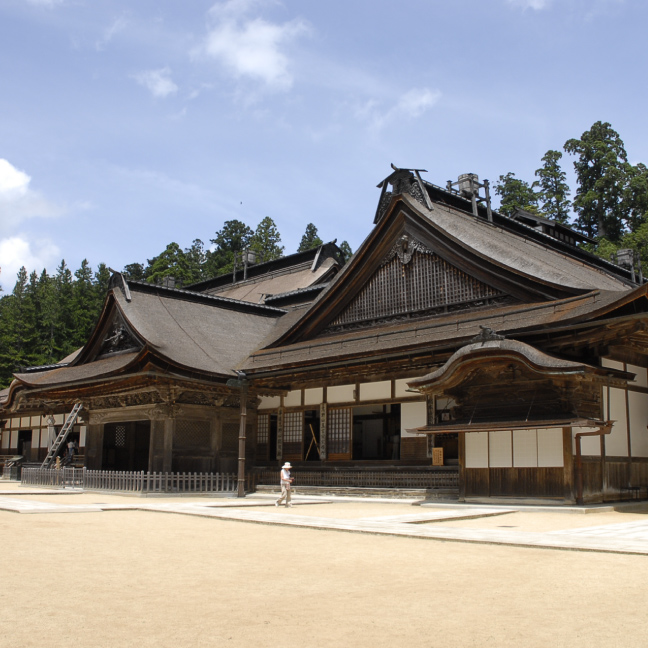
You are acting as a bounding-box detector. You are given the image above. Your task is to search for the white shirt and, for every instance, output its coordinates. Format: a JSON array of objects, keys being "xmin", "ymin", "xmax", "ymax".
[{"xmin": 280, "ymin": 468, "xmax": 291, "ymax": 484}]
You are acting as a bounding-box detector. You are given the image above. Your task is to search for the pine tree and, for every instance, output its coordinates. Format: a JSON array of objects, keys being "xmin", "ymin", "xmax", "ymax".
[
  {"xmin": 184, "ymin": 239, "xmax": 206, "ymax": 284},
  {"xmin": 534, "ymin": 150, "xmax": 571, "ymax": 224},
  {"xmin": 250, "ymin": 216, "xmax": 284, "ymax": 262},
  {"xmin": 339, "ymin": 241, "xmax": 353, "ymax": 263},
  {"xmin": 71, "ymin": 260, "xmax": 96, "ymax": 347},
  {"xmin": 494, "ymin": 173, "xmax": 540, "ymax": 217},
  {"xmin": 564, "ymin": 121, "xmax": 630, "ymax": 241},
  {"xmin": 206, "ymin": 220, "xmax": 254, "ymax": 277},
  {"xmin": 145, "ymin": 243, "xmax": 192, "ymax": 285},
  {"xmin": 297, "ymin": 223, "xmax": 323, "ymax": 252}
]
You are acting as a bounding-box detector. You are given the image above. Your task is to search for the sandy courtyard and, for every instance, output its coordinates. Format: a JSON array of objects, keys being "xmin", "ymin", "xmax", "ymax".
[{"xmin": 0, "ymin": 488, "xmax": 646, "ymax": 648}]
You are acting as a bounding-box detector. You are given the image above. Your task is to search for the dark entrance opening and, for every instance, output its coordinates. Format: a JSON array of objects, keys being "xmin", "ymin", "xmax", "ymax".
[
  {"xmin": 102, "ymin": 421, "xmax": 151, "ymax": 471},
  {"xmin": 269, "ymin": 414, "xmax": 278, "ymax": 461},
  {"xmin": 352, "ymin": 404, "xmax": 400, "ymax": 460},
  {"xmin": 17, "ymin": 430, "xmax": 32, "ymax": 460},
  {"xmin": 303, "ymin": 410, "xmax": 320, "ymax": 461}
]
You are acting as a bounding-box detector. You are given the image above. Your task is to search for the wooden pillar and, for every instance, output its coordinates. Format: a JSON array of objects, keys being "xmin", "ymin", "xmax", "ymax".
[
  {"xmin": 563, "ymin": 427, "xmax": 574, "ymax": 503},
  {"xmin": 85, "ymin": 424, "xmax": 103, "ymax": 470},
  {"xmin": 276, "ymin": 407, "xmax": 284, "ymax": 461},
  {"xmin": 319, "ymin": 403, "xmax": 327, "ymax": 460},
  {"xmin": 458, "ymin": 432, "xmax": 466, "ymax": 501},
  {"xmin": 163, "ymin": 419, "xmax": 174, "ymax": 473}
]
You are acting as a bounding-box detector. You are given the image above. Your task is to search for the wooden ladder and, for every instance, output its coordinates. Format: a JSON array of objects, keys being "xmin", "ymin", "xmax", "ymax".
[{"xmin": 41, "ymin": 403, "xmax": 83, "ymax": 468}]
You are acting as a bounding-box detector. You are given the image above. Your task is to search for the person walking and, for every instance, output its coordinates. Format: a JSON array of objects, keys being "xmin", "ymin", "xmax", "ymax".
[{"xmin": 275, "ymin": 462, "xmax": 293, "ymax": 507}]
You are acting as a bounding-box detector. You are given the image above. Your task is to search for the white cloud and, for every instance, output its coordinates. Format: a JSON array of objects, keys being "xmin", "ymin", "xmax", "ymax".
[
  {"xmin": 202, "ymin": 0, "xmax": 310, "ymax": 90},
  {"xmin": 133, "ymin": 68, "xmax": 179, "ymax": 98},
  {"xmin": 0, "ymin": 236, "xmax": 61, "ymax": 291},
  {"xmin": 0, "ymin": 159, "xmax": 30, "ymax": 198},
  {"xmin": 355, "ymin": 88, "xmax": 441, "ymax": 132},
  {"xmin": 0, "ymin": 159, "xmax": 63, "ymax": 231}
]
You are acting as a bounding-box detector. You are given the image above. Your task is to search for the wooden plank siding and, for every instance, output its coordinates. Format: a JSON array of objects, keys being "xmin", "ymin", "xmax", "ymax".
[
  {"xmin": 400, "ymin": 437, "xmax": 427, "ymax": 461},
  {"xmin": 465, "ymin": 467, "xmax": 564, "ymax": 498}
]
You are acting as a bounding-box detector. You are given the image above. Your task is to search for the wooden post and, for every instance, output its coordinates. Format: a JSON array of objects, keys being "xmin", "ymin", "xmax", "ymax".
[{"xmin": 237, "ymin": 381, "xmax": 248, "ymax": 498}]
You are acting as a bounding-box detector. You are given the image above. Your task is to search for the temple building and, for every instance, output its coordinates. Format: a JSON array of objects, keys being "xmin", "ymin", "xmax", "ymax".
[{"xmin": 2, "ymin": 167, "xmax": 648, "ymax": 504}]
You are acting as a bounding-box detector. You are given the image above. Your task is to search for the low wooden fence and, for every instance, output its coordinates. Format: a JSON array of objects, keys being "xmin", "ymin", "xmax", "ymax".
[
  {"xmin": 252, "ymin": 469, "xmax": 459, "ymax": 490},
  {"xmin": 21, "ymin": 468, "xmax": 239, "ymax": 494}
]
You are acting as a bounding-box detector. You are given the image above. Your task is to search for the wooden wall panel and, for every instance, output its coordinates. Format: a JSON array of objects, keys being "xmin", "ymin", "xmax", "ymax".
[
  {"xmin": 581, "ymin": 460, "xmax": 603, "ymax": 502},
  {"xmin": 400, "ymin": 437, "xmax": 427, "ymax": 461},
  {"xmin": 465, "ymin": 467, "xmax": 563, "ymax": 498},
  {"xmin": 464, "ymin": 468, "xmax": 489, "ymax": 497}
]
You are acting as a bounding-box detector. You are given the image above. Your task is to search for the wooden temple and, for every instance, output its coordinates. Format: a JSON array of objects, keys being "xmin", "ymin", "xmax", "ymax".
[{"xmin": 2, "ymin": 167, "xmax": 648, "ymax": 503}]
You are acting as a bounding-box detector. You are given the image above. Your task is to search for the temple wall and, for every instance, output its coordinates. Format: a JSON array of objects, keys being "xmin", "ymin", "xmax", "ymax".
[{"xmin": 257, "ymin": 378, "xmax": 428, "ymax": 463}]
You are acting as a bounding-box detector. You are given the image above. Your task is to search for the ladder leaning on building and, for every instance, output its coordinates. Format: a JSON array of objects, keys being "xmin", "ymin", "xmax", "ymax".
[{"xmin": 41, "ymin": 403, "xmax": 82, "ymax": 468}]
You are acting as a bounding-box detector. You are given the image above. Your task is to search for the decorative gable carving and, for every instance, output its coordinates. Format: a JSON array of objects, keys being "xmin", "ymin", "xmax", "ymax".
[
  {"xmin": 323, "ymin": 236, "xmax": 515, "ymax": 333},
  {"xmin": 96, "ymin": 313, "xmax": 141, "ymax": 358}
]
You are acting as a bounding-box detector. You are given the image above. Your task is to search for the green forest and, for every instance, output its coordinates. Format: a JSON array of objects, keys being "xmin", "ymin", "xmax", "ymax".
[
  {"xmin": 0, "ymin": 220, "xmax": 350, "ymax": 388},
  {"xmin": 2, "ymin": 119, "xmax": 648, "ymax": 387}
]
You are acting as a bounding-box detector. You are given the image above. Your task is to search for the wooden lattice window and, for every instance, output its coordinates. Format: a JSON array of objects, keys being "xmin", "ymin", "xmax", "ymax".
[
  {"xmin": 221, "ymin": 423, "xmax": 239, "ymax": 452},
  {"xmin": 257, "ymin": 414, "xmax": 270, "ymax": 444},
  {"xmin": 175, "ymin": 420, "xmax": 210, "ymax": 448},
  {"xmin": 257, "ymin": 413, "xmax": 270, "ymax": 460},
  {"xmin": 282, "ymin": 411, "xmax": 303, "ymax": 461},
  {"xmin": 327, "ymin": 408, "xmax": 352, "ymax": 460},
  {"xmin": 331, "ymin": 250, "xmax": 503, "ymax": 328},
  {"xmin": 115, "ymin": 425, "xmax": 126, "ymax": 448}
]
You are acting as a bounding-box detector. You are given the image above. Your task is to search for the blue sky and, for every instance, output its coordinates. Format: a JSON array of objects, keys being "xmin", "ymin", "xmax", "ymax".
[{"xmin": 1, "ymin": 0, "xmax": 647, "ymax": 290}]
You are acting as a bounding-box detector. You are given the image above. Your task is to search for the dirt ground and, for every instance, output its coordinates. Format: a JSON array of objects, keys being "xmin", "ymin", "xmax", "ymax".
[{"xmin": 0, "ymin": 487, "xmax": 646, "ymax": 648}]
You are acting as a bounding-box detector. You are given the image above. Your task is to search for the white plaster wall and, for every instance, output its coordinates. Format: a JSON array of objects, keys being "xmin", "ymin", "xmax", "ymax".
[
  {"xmin": 54, "ymin": 414, "xmax": 64, "ymax": 425},
  {"xmin": 394, "ymin": 378, "xmax": 416, "ymax": 398},
  {"xmin": 627, "ymin": 363, "xmax": 648, "ymax": 388},
  {"xmin": 537, "ymin": 428, "xmax": 564, "ymax": 467},
  {"xmin": 31, "ymin": 416, "xmax": 40, "ymax": 427},
  {"xmin": 465, "ymin": 432, "xmax": 488, "ymax": 468},
  {"xmin": 513, "ymin": 429, "xmax": 538, "ymax": 467},
  {"xmin": 359, "ymin": 381, "xmax": 391, "ymax": 401},
  {"xmin": 602, "ymin": 358, "xmax": 625, "ymax": 371},
  {"xmin": 304, "ymin": 388, "xmax": 323, "ymax": 406},
  {"xmin": 489, "ymin": 430, "xmax": 512, "ymax": 467},
  {"xmin": 573, "ymin": 426, "xmax": 602, "ymax": 456},
  {"xmin": 258, "ymin": 396, "xmax": 280, "ymax": 410},
  {"xmin": 400, "ymin": 401, "xmax": 427, "ymax": 438},
  {"xmin": 10, "ymin": 430, "xmax": 18, "ymax": 448},
  {"xmin": 1, "ymin": 431, "xmax": 9, "ymax": 449},
  {"xmin": 40, "ymin": 429, "xmax": 49, "ymax": 448},
  {"xmin": 20, "ymin": 417, "xmax": 30, "ymax": 428},
  {"xmin": 628, "ymin": 390, "xmax": 648, "ymax": 457},
  {"xmin": 284, "ymin": 390, "xmax": 301, "ymax": 407},
  {"xmin": 327, "ymin": 384, "xmax": 355, "ymax": 403},
  {"xmin": 606, "ymin": 387, "xmax": 629, "ymax": 456}
]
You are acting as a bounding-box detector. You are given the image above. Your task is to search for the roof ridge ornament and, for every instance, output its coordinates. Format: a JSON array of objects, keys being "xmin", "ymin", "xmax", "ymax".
[
  {"xmin": 374, "ymin": 164, "xmax": 433, "ymax": 224},
  {"xmin": 470, "ymin": 326, "xmax": 505, "ymax": 345}
]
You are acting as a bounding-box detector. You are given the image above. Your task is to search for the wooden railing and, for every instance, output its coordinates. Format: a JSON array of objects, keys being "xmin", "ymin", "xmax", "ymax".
[
  {"xmin": 21, "ymin": 468, "xmax": 239, "ymax": 494},
  {"xmin": 252, "ymin": 468, "xmax": 459, "ymax": 490}
]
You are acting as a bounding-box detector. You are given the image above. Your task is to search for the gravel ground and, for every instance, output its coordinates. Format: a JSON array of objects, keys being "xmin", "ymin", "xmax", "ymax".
[{"xmin": 0, "ymin": 486, "xmax": 646, "ymax": 648}]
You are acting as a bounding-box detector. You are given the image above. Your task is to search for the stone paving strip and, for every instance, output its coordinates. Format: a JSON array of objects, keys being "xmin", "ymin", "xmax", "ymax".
[
  {"xmin": 133, "ymin": 503, "xmax": 648, "ymax": 555},
  {"xmin": 0, "ymin": 496, "xmax": 103, "ymax": 514},
  {"xmin": 2, "ymin": 494, "xmax": 648, "ymax": 555},
  {"xmin": 550, "ymin": 520, "xmax": 648, "ymax": 541}
]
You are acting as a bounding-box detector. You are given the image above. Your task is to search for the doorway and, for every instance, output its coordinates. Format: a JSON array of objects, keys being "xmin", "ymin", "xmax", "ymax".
[
  {"xmin": 102, "ymin": 421, "xmax": 151, "ymax": 471},
  {"xmin": 351, "ymin": 404, "xmax": 400, "ymax": 460}
]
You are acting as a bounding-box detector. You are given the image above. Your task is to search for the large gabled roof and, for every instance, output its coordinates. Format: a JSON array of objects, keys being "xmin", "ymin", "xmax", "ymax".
[
  {"xmin": 185, "ymin": 242, "xmax": 343, "ymax": 305},
  {"xmin": 241, "ymin": 285, "xmax": 648, "ymax": 376},
  {"xmin": 255, "ymin": 189, "xmax": 634, "ymax": 352},
  {"xmin": 7, "ymin": 278, "xmax": 286, "ymax": 400}
]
